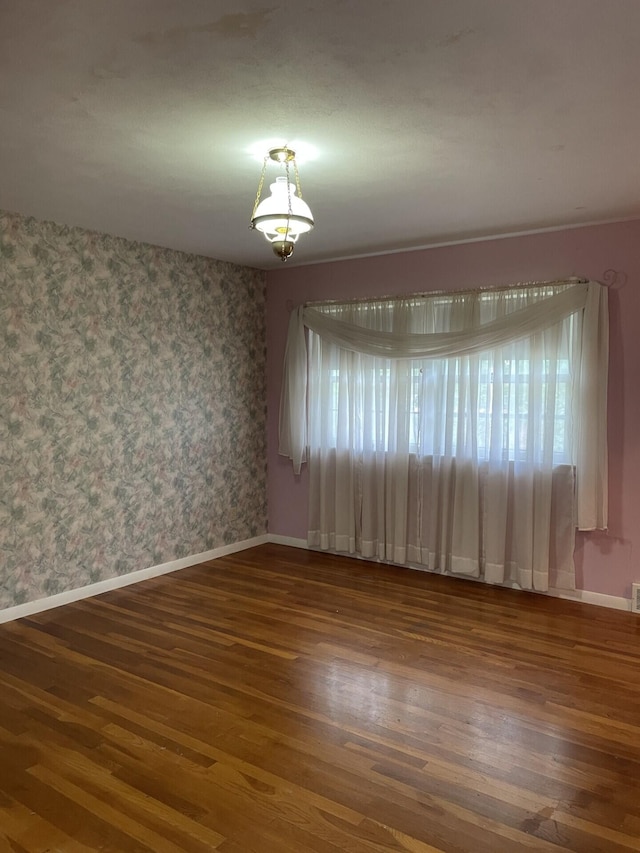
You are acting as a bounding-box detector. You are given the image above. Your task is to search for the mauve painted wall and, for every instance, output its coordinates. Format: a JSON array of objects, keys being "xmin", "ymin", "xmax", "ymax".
[{"xmin": 266, "ymin": 219, "xmax": 640, "ymax": 601}]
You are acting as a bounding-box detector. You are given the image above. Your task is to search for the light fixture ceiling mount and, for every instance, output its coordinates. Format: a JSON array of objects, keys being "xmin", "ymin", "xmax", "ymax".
[{"xmin": 249, "ymin": 146, "xmax": 314, "ymax": 262}]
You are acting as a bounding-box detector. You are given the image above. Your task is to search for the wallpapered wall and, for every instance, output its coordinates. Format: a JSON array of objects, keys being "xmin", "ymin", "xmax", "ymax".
[{"xmin": 0, "ymin": 210, "xmax": 267, "ymax": 610}]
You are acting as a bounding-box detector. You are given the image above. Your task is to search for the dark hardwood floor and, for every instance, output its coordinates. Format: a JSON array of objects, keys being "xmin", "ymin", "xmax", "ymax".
[{"xmin": 0, "ymin": 543, "xmax": 639, "ymax": 852}]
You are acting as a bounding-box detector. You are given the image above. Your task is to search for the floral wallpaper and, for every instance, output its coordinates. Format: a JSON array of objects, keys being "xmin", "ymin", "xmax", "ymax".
[{"xmin": 0, "ymin": 210, "xmax": 267, "ymax": 610}]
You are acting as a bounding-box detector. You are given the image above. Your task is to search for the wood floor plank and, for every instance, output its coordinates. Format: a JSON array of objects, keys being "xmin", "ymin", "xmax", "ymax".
[{"xmin": 0, "ymin": 543, "xmax": 639, "ymax": 851}]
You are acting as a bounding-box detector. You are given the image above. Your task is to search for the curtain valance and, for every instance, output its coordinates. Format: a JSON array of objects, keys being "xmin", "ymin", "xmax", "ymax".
[
  {"xmin": 279, "ymin": 279, "xmax": 608, "ymax": 530},
  {"xmin": 301, "ymin": 284, "xmax": 589, "ymax": 358}
]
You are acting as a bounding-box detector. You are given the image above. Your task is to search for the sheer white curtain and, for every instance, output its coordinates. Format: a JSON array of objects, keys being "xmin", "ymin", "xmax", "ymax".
[{"xmin": 280, "ymin": 280, "xmax": 608, "ymax": 592}]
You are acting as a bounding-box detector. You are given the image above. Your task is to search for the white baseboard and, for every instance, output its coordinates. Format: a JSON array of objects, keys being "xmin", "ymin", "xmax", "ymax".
[
  {"xmin": 0, "ymin": 535, "xmax": 269, "ymax": 625},
  {"xmin": 1, "ymin": 533, "xmax": 633, "ymax": 623},
  {"xmin": 265, "ymin": 537, "xmax": 633, "ymax": 612},
  {"xmin": 548, "ymin": 587, "xmax": 631, "ymax": 612},
  {"xmin": 267, "ymin": 535, "xmax": 309, "ymax": 549}
]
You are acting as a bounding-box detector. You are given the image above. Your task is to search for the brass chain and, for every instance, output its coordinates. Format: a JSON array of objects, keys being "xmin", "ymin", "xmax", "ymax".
[
  {"xmin": 293, "ymin": 159, "xmax": 303, "ymax": 199},
  {"xmin": 249, "ymin": 156, "xmax": 268, "ymax": 226}
]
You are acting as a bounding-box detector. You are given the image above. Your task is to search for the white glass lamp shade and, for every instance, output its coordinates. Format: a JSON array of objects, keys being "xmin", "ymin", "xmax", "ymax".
[{"xmin": 251, "ymin": 176, "xmax": 314, "ymax": 244}]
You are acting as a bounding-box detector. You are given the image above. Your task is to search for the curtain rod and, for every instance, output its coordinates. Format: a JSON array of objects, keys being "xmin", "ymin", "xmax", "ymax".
[{"xmin": 304, "ymin": 276, "xmax": 590, "ymax": 308}]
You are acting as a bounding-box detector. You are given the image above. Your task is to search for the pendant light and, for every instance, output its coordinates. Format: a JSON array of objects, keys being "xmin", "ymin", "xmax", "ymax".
[{"xmin": 250, "ymin": 147, "xmax": 314, "ymax": 262}]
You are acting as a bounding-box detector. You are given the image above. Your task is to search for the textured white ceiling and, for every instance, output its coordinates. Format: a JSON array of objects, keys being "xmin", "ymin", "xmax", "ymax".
[{"xmin": 2, "ymin": 1, "xmax": 640, "ymax": 269}]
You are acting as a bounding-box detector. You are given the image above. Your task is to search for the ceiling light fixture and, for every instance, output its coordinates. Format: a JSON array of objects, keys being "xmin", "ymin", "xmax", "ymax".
[{"xmin": 249, "ymin": 146, "xmax": 314, "ymax": 262}]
